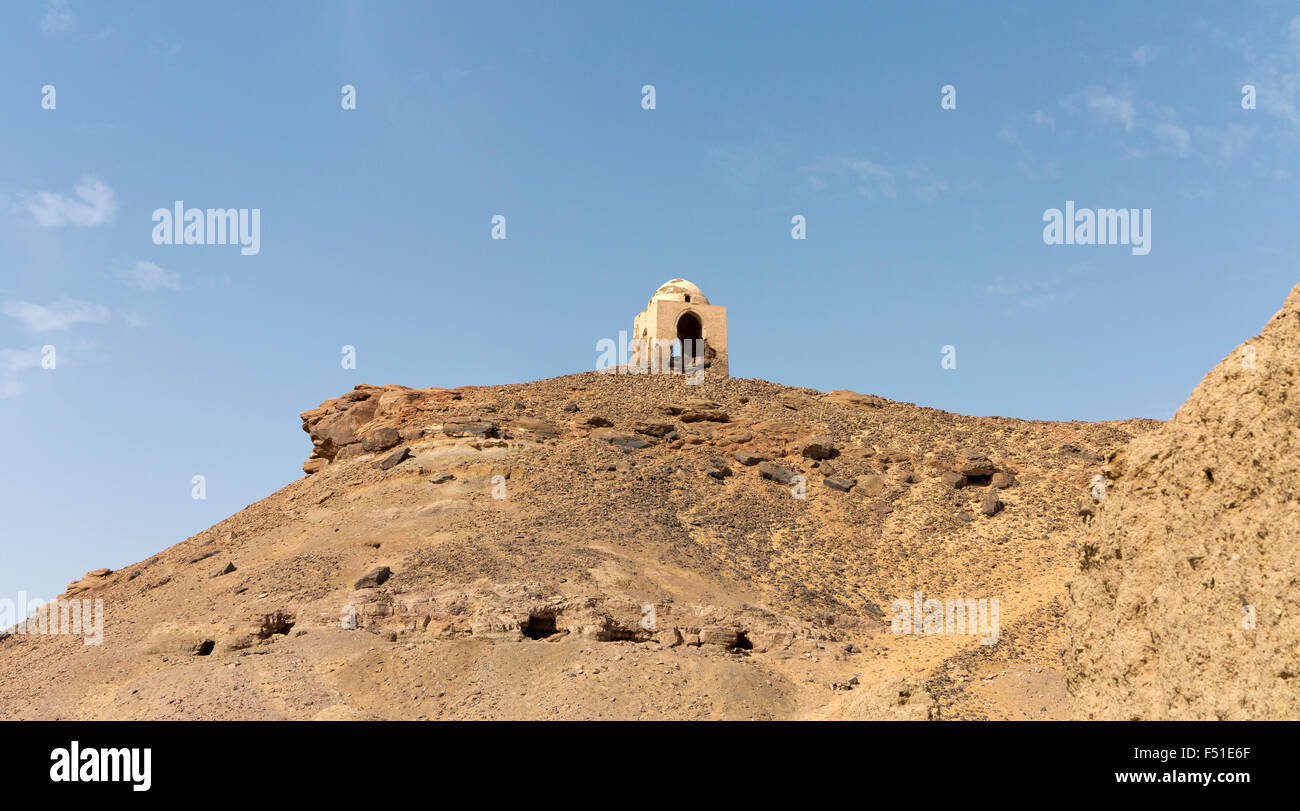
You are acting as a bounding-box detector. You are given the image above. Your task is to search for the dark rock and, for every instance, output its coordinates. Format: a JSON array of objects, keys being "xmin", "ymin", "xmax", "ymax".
[
  {"xmin": 941, "ymin": 471, "xmax": 968, "ymax": 489},
  {"xmin": 374, "ymin": 446, "xmax": 411, "ymax": 470},
  {"xmin": 707, "ymin": 459, "xmax": 734, "ymax": 480},
  {"xmin": 211, "ymin": 562, "xmax": 237, "ymax": 578},
  {"xmin": 824, "ymin": 476, "xmax": 856, "ymax": 492},
  {"xmin": 354, "ymin": 566, "xmax": 392, "ymax": 589},
  {"xmin": 429, "ymin": 472, "xmax": 455, "ymax": 484},
  {"xmin": 981, "ymin": 491, "xmax": 1004, "ymax": 517},
  {"xmin": 562, "ymin": 402, "xmax": 579, "ymax": 412},
  {"xmin": 758, "ymin": 462, "xmax": 796, "ymax": 485},
  {"xmin": 584, "ymin": 416, "xmax": 614, "ymax": 427},
  {"xmin": 634, "ymin": 422, "xmax": 676, "ymax": 438},
  {"xmin": 732, "ymin": 450, "xmax": 768, "ymax": 466},
  {"xmin": 801, "ymin": 438, "xmax": 838, "ymax": 460}
]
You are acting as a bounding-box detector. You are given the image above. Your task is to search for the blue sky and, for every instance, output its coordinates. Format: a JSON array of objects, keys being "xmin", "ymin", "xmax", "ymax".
[{"xmin": 2, "ymin": 0, "xmax": 1298, "ymax": 604}]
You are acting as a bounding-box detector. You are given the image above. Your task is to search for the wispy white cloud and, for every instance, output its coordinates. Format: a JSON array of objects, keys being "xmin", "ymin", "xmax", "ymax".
[
  {"xmin": 1061, "ymin": 86, "xmax": 1201, "ymax": 159},
  {"xmin": 40, "ymin": 0, "xmax": 75, "ymax": 34},
  {"xmin": 1149, "ymin": 106, "xmax": 1191, "ymax": 156},
  {"xmin": 982, "ymin": 266, "xmax": 1088, "ymax": 310},
  {"xmin": 1130, "ymin": 44, "xmax": 1159, "ymax": 66},
  {"xmin": 807, "ymin": 157, "xmax": 948, "ymax": 202},
  {"xmin": 1080, "ymin": 85, "xmax": 1137, "ymax": 131},
  {"xmin": 3, "ymin": 299, "xmax": 111, "ymax": 332},
  {"xmin": 1015, "ymin": 158, "xmax": 1061, "ymax": 181},
  {"xmin": 120, "ymin": 261, "xmax": 180, "ymax": 291},
  {"xmin": 0, "ymin": 348, "xmax": 42, "ymax": 398},
  {"xmin": 20, "ymin": 176, "xmax": 117, "ymax": 227},
  {"xmin": 1249, "ymin": 14, "xmax": 1300, "ymax": 131}
]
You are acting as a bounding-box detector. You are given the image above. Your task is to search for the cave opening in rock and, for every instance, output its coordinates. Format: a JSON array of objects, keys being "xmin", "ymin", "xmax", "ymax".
[{"xmin": 522, "ymin": 613, "xmax": 559, "ymax": 639}]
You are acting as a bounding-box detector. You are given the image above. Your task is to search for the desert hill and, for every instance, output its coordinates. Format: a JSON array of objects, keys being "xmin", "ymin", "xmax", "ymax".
[
  {"xmin": 2, "ymin": 371, "xmax": 1154, "ymax": 720},
  {"xmin": 1066, "ymin": 283, "xmax": 1300, "ymax": 720}
]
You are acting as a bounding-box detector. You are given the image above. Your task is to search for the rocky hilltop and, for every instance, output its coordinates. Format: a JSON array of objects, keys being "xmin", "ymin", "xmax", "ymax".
[
  {"xmin": 2, "ymin": 371, "xmax": 1154, "ymax": 720},
  {"xmin": 1066, "ymin": 283, "xmax": 1300, "ymax": 719}
]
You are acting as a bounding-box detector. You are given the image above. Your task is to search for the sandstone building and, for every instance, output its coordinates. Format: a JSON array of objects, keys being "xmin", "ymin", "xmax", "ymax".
[{"xmin": 631, "ymin": 279, "xmax": 728, "ymax": 378}]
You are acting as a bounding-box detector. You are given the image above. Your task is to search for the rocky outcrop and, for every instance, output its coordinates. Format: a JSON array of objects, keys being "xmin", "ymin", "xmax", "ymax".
[{"xmin": 1066, "ymin": 283, "xmax": 1300, "ymax": 720}]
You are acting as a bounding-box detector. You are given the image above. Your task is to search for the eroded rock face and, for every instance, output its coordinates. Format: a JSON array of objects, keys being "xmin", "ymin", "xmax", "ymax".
[
  {"xmin": 1066, "ymin": 283, "xmax": 1300, "ymax": 720},
  {"xmin": 61, "ymin": 568, "xmax": 114, "ymax": 599}
]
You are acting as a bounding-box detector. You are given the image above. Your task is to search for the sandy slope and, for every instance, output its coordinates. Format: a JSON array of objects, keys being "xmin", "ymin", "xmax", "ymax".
[{"xmin": 2, "ymin": 372, "xmax": 1153, "ymax": 720}]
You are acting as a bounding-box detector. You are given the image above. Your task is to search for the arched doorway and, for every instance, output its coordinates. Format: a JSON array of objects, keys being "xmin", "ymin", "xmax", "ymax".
[{"xmin": 675, "ymin": 312, "xmax": 704, "ymax": 369}]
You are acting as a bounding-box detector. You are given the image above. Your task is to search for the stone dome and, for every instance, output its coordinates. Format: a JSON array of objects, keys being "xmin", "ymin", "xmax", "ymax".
[{"xmin": 650, "ymin": 279, "xmax": 709, "ymax": 306}]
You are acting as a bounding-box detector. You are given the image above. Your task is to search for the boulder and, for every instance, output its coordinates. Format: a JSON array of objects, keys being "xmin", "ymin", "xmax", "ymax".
[
  {"xmin": 980, "ymin": 490, "xmax": 1004, "ymax": 517},
  {"xmin": 699, "ymin": 626, "xmax": 739, "ymax": 647},
  {"xmin": 634, "ymin": 422, "xmax": 676, "ymax": 438},
  {"xmin": 354, "ymin": 566, "xmax": 392, "ymax": 589},
  {"xmin": 361, "ymin": 427, "xmax": 401, "ymax": 453},
  {"xmin": 679, "ymin": 410, "xmax": 730, "ymax": 423},
  {"xmin": 591, "ymin": 429, "xmax": 651, "ymax": 449},
  {"xmin": 374, "ymin": 446, "xmax": 411, "ymax": 471},
  {"xmin": 758, "ymin": 462, "xmax": 797, "ymax": 485},
  {"xmin": 707, "ymin": 466, "xmax": 734, "ymax": 480},
  {"xmin": 954, "ymin": 449, "xmax": 997, "ymax": 477},
  {"xmin": 801, "ymin": 437, "xmax": 838, "ymax": 460},
  {"xmin": 890, "ymin": 467, "xmax": 918, "ymax": 484}
]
